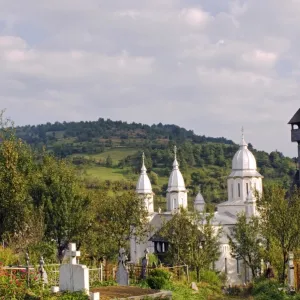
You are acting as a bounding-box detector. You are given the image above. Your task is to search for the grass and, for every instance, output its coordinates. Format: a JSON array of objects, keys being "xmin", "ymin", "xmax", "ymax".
[
  {"xmin": 85, "ymin": 166, "xmax": 138, "ymax": 181},
  {"xmin": 89, "ymin": 148, "xmax": 137, "ymax": 163}
]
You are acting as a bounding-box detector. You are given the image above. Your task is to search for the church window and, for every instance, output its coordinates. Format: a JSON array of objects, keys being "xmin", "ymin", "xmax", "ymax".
[
  {"xmin": 162, "ymin": 243, "xmax": 165, "ymax": 253},
  {"xmin": 246, "ymin": 183, "xmax": 249, "ymax": 195},
  {"xmin": 225, "ymin": 258, "xmax": 228, "ymax": 274},
  {"xmin": 238, "ymin": 183, "xmax": 241, "ymax": 198},
  {"xmin": 173, "ymin": 199, "xmax": 176, "ymax": 209},
  {"xmin": 236, "ymin": 258, "xmax": 240, "ymax": 274},
  {"xmin": 231, "ymin": 184, "xmax": 233, "ymax": 199}
]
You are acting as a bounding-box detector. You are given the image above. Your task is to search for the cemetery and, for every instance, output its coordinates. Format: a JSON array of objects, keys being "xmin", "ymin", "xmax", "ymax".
[{"xmin": 1, "ymin": 111, "xmax": 300, "ymax": 300}]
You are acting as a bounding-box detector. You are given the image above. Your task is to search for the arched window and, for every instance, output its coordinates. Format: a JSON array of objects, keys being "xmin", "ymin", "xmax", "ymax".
[
  {"xmin": 246, "ymin": 183, "xmax": 249, "ymax": 195},
  {"xmin": 238, "ymin": 183, "xmax": 241, "ymax": 198},
  {"xmin": 231, "ymin": 184, "xmax": 234, "ymax": 199}
]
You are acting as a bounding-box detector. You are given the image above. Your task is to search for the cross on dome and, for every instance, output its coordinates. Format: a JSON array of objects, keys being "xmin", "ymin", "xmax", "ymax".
[
  {"xmin": 173, "ymin": 146, "xmax": 179, "ymax": 169},
  {"xmin": 240, "ymin": 126, "xmax": 247, "ymax": 147},
  {"xmin": 141, "ymin": 152, "xmax": 147, "ymax": 173}
]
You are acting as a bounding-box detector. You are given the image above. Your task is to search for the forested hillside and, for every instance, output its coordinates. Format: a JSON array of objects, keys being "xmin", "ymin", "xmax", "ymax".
[{"xmin": 16, "ymin": 118, "xmax": 296, "ymax": 206}]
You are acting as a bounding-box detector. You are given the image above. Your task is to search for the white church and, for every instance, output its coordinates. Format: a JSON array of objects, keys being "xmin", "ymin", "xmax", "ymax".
[{"xmin": 130, "ymin": 132, "xmax": 263, "ymax": 285}]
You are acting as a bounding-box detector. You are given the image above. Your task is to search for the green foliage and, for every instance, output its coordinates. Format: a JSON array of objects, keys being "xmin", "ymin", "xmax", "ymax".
[
  {"xmin": 27, "ymin": 241, "xmax": 57, "ymax": 264},
  {"xmin": 198, "ymin": 270, "xmax": 222, "ymax": 288},
  {"xmin": 252, "ymin": 279, "xmax": 286, "ymax": 300},
  {"xmin": 228, "ymin": 213, "xmax": 263, "ymax": 278},
  {"xmin": 91, "ymin": 280, "xmax": 117, "ymax": 287},
  {"xmin": 0, "ymin": 246, "xmax": 18, "ymax": 266},
  {"xmin": 81, "ymin": 190, "xmax": 150, "ymax": 261},
  {"xmin": 105, "ymin": 154, "xmax": 113, "ymax": 167},
  {"xmin": 258, "ymin": 184, "xmax": 300, "ymax": 283},
  {"xmin": 29, "ymin": 154, "xmax": 92, "ymax": 259},
  {"xmin": 15, "ymin": 117, "xmax": 296, "ymax": 205},
  {"xmin": 169, "ymin": 281, "xmax": 223, "ymax": 300},
  {"xmin": 146, "ymin": 269, "xmax": 171, "ymax": 290},
  {"xmin": 160, "ymin": 208, "xmax": 221, "ymax": 281}
]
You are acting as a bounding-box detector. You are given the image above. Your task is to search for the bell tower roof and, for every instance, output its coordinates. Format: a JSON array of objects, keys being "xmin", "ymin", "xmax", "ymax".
[
  {"xmin": 194, "ymin": 185, "xmax": 205, "ymax": 204},
  {"xmin": 167, "ymin": 146, "xmax": 186, "ymax": 192},
  {"xmin": 288, "ymin": 108, "xmax": 300, "ymax": 125},
  {"xmin": 136, "ymin": 153, "xmax": 152, "ymax": 194}
]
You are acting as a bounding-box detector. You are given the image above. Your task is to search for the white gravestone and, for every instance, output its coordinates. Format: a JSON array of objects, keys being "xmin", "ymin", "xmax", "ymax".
[
  {"xmin": 288, "ymin": 252, "xmax": 295, "ymax": 292},
  {"xmin": 59, "ymin": 243, "xmax": 89, "ymax": 294}
]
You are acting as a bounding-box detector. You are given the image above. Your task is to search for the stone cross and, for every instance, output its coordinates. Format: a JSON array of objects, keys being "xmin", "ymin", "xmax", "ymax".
[
  {"xmin": 65, "ymin": 243, "xmax": 81, "ymax": 265},
  {"xmin": 59, "ymin": 243, "xmax": 89, "ymax": 294}
]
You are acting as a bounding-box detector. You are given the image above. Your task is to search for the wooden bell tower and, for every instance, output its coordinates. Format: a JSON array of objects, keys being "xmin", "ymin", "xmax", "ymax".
[{"xmin": 288, "ymin": 108, "xmax": 300, "ymax": 185}]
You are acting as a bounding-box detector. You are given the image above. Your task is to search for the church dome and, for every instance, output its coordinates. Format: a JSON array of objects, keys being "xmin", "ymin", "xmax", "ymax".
[
  {"xmin": 136, "ymin": 153, "xmax": 152, "ymax": 194},
  {"xmin": 229, "ymin": 131, "xmax": 262, "ymax": 178},
  {"xmin": 232, "ymin": 134, "xmax": 257, "ymax": 170},
  {"xmin": 167, "ymin": 147, "xmax": 186, "ymax": 193}
]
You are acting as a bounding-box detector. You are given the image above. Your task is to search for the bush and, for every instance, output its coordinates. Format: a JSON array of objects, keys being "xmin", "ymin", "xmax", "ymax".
[
  {"xmin": 199, "ymin": 270, "xmax": 222, "ymax": 288},
  {"xmin": 0, "ymin": 246, "xmax": 18, "ymax": 266},
  {"xmin": 252, "ymin": 279, "xmax": 287, "ymax": 300},
  {"xmin": 146, "ymin": 269, "xmax": 171, "ymax": 290}
]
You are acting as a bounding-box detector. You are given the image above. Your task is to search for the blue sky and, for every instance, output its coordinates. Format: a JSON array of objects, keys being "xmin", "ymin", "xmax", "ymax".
[{"xmin": 0, "ymin": 0, "xmax": 299, "ymax": 156}]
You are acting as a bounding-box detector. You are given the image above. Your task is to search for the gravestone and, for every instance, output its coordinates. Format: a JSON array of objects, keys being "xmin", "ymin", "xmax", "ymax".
[
  {"xmin": 140, "ymin": 248, "xmax": 149, "ymax": 279},
  {"xmin": 116, "ymin": 248, "xmax": 129, "ymax": 286},
  {"xmin": 288, "ymin": 252, "xmax": 295, "ymax": 292},
  {"xmin": 39, "ymin": 256, "xmax": 48, "ymax": 286},
  {"xmin": 59, "ymin": 243, "xmax": 89, "ymax": 294}
]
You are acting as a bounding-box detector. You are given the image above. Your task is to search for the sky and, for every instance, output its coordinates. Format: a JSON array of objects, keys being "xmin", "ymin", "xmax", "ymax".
[{"xmin": 0, "ymin": 0, "xmax": 299, "ymax": 157}]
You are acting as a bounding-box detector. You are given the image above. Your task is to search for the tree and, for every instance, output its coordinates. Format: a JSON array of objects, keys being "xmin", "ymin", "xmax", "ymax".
[
  {"xmin": 189, "ymin": 210, "xmax": 221, "ymax": 281},
  {"xmin": 106, "ymin": 155, "xmax": 113, "ymax": 167},
  {"xmin": 228, "ymin": 213, "xmax": 263, "ymax": 278},
  {"xmin": 87, "ymin": 191, "xmax": 150, "ymax": 260},
  {"xmin": 149, "ymin": 171, "xmax": 159, "ymax": 185},
  {"xmin": 160, "ymin": 208, "xmax": 221, "ymax": 281},
  {"xmin": 29, "ymin": 154, "xmax": 92, "ymax": 261},
  {"xmin": 257, "ymin": 184, "xmax": 300, "ymax": 283},
  {"xmin": 0, "ymin": 112, "xmax": 36, "ymax": 247}
]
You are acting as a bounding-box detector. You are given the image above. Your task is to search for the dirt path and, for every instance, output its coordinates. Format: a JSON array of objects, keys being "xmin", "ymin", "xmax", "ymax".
[{"xmin": 91, "ymin": 286, "xmax": 160, "ymax": 299}]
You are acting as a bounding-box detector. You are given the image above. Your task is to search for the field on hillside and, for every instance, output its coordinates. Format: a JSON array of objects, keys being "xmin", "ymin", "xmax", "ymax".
[{"xmin": 89, "ymin": 147, "xmax": 137, "ymax": 163}]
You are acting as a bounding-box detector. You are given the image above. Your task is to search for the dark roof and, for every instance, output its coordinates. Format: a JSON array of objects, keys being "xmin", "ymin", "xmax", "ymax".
[{"xmin": 288, "ymin": 108, "xmax": 300, "ymax": 124}]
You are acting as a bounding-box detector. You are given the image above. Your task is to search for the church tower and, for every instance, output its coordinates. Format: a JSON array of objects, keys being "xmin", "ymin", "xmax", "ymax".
[
  {"xmin": 194, "ymin": 186, "xmax": 205, "ymax": 212},
  {"xmin": 136, "ymin": 153, "xmax": 154, "ymax": 213},
  {"xmin": 227, "ymin": 130, "xmax": 263, "ymax": 202},
  {"xmin": 166, "ymin": 146, "xmax": 188, "ymax": 212},
  {"xmin": 288, "ymin": 108, "xmax": 300, "ymax": 187},
  {"xmin": 245, "ymin": 188, "xmax": 257, "ymax": 218}
]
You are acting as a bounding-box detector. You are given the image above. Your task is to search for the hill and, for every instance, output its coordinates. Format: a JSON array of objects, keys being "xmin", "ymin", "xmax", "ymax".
[{"xmin": 15, "ymin": 118, "xmax": 296, "ymax": 206}]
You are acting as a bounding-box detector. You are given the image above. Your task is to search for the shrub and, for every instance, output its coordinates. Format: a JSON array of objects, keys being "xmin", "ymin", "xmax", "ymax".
[
  {"xmin": 252, "ymin": 279, "xmax": 287, "ymax": 300},
  {"xmin": 146, "ymin": 269, "xmax": 171, "ymax": 290},
  {"xmin": 199, "ymin": 270, "xmax": 222, "ymax": 288},
  {"xmin": 0, "ymin": 246, "xmax": 18, "ymax": 266}
]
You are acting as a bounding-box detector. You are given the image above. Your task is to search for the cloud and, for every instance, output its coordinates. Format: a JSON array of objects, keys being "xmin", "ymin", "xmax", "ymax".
[
  {"xmin": 180, "ymin": 8, "xmax": 211, "ymax": 27},
  {"xmin": 0, "ymin": 0, "xmax": 299, "ymax": 156}
]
